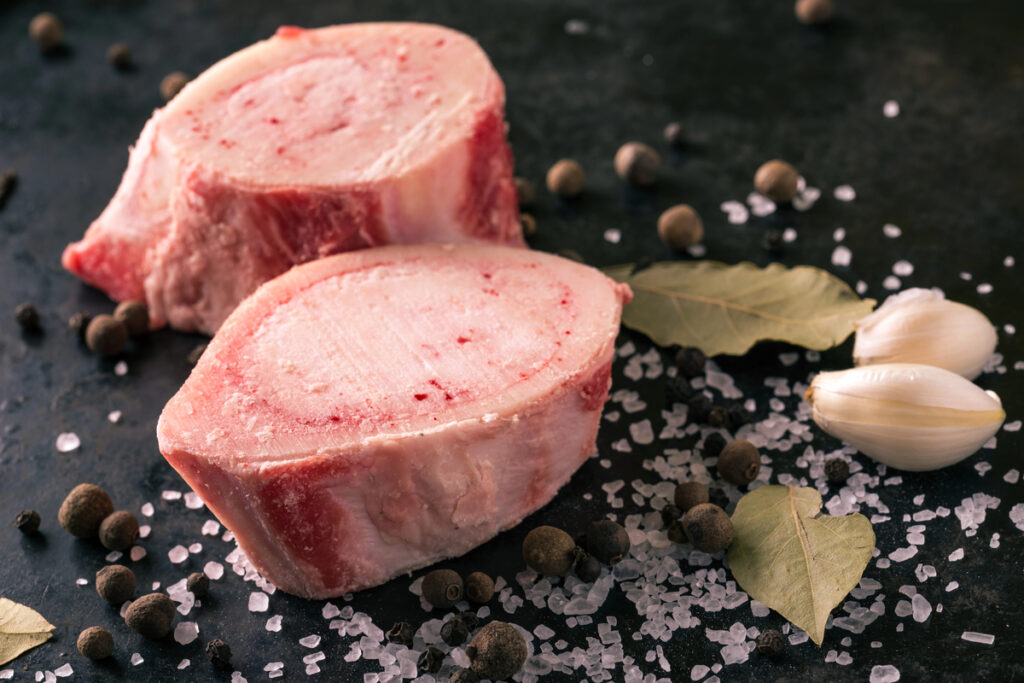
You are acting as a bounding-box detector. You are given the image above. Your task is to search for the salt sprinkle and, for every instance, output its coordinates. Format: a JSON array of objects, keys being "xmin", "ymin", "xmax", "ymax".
[
  {"xmin": 53, "ymin": 665, "xmax": 72, "ymax": 678},
  {"xmin": 130, "ymin": 546, "xmax": 147, "ymax": 561},
  {"xmin": 184, "ymin": 492, "xmax": 205, "ymax": 509},
  {"xmin": 1005, "ymin": 324, "xmax": 1016, "ymax": 335},
  {"xmin": 162, "ymin": 490, "xmax": 183, "ymax": 501},
  {"xmin": 249, "ymin": 591, "xmax": 270, "ymax": 612},
  {"xmin": 114, "ymin": 361, "xmax": 128, "ymax": 376},
  {"xmin": 564, "ymin": 18, "xmax": 590, "ymax": 34},
  {"xmin": 977, "ymin": 283, "xmax": 993, "ymax": 294},
  {"xmin": 911, "ymin": 594, "xmax": 932, "ymax": 622},
  {"xmin": 0, "ymin": 671, "xmax": 13, "ymax": 680},
  {"xmin": 961, "ymin": 632, "xmax": 995, "ymax": 645},
  {"xmin": 299, "ymin": 635, "xmax": 322, "ymax": 648},
  {"xmin": 1003, "ymin": 469, "xmax": 1020, "ymax": 484},
  {"xmin": 720, "ymin": 200, "xmax": 749, "ymax": 225},
  {"xmin": 870, "ymin": 664, "xmax": 901, "ymax": 682},
  {"xmin": 856, "ymin": 281, "xmax": 869, "ymax": 295},
  {"xmin": 105, "ymin": 550, "xmax": 122, "ymax": 562},
  {"xmin": 883, "ymin": 276, "xmax": 901, "ymax": 291},
  {"xmin": 1004, "ymin": 255, "xmax": 1015, "ymax": 267},
  {"xmin": 201, "ymin": 520, "xmax": 221, "ymax": 535},
  {"xmin": 107, "ymin": 410, "xmax": 122, "ymax": 423},
  {"xmin": 883, "ymin": 224, "xmax": 902, "ymax": 238},
  {"xmin": 131, "ymin": 653, "xmax": 144, "ymax": 666},
  {"xmin": 141, "ymin": 503, "xmax": 154, "ymax": 517},
  {"xmin": 883, "ymin": 100, "xmax": 900, "ymax": 118},
  {"xmin": 76, "ymin": 578, "xmax": 88, "ymax": 586},
  {"xmin": 946, "ymin": 581, "xmax": 959, "ymax": 592},
  {"xmin": 265, "ymin": 615, "xmax": 283, "ymax": 632},
  {"xmin": 892, "ymin": 260, "xmax": 914, "ymax": 276},
  {"xmin": 55, "ymin": 432, "xmax": 80, "ymax": 453},
  {"xmin": 782, "ymin": 227, "xmax": 798, "ymax": 243},
  {"xmin": 831, "ymin": 246, "xmax": 852, "ymax": 268},
  {"xmin": 833, "ymin": 227, "xmax": 846, "ymax": 242},
  {"xmin": 960, "ymin": 272, "xmax": 973, "ymax": 281},
  {"xmin": 188, "ymin": 542, "xmax": 203, "ymax": 554},
  {"xmin": 834, "ymin": 185, "xmax": 856, "ymax": 201},
  {"xmin": 177, "ymin": 660, "xmax": 190, "ymax": 670},
  {"xmin": 603, "ymin": 229, "xmax": 621, "ymax": 244},
  {"xmin": 1003, "ymin": 420, "xmax": 1022, "ymax": 432},
  {"xmin": 174, "ymin": 621, "xmax": 199, "ymax": 645},
  {"xmin": 204, "ymin": 561, "xmax": 224, "ymax": 580},
  {"xmin": 1009, "ymin": 503, "xmax": 1024, "ymax": 532},
  {"xmin": 168, "ymin": 545, "xmax": 189, "ymax": 564}
]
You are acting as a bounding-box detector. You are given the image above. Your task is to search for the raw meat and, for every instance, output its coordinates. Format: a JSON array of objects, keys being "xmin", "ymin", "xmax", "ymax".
[
  {"xmin": 62, "ymin": 23, "xmax": 523, "ymax": 334},
  {"xmin": 157, "ymin": 243, "xmax": 631, "ymax": 598}
]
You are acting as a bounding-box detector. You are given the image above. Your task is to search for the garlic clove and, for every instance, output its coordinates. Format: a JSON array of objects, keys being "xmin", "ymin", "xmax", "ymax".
[
  {"xmin": 852, "ymin": 288, "xmax": 997, "ymax": 380},
  {"xmin": 806, "ymin": 363, "xmax": 1004, "ymax": 471}
]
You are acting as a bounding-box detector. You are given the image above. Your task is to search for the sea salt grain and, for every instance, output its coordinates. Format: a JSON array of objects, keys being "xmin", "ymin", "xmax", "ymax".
[
  {"xmin": 204, "ymin": 561, "xmax": 224, "ymax": 580},
  {"xmin": 977, "ymin": 283, "xmax": 993, "ymax": 294},
  {"xmin": 1003, "ymin": 469, "xmax": 1020, "ymax": 484},
  {"xmin": 201, "ymin": 520, "xmax": 221, "ymax": 535},
  {"xmin": 249, "ymin": 592, "xmax": 270, "ymax": 612},
  {"xmin": 630, "ymin": 420, "xmax": 655, "ymax": 445},
  {"xmin": 0, "ymin": 671, "xmax": 13, "ymax": 680},
  {"xmin": 114, "ymin": 361, "xmax": 128, "ymax": 376},
  {"xmin": 107, "ymin": 410, "xmax": 122, "ymax": 423},
  {"xmin": 961, "ymin": 632, "xmax": 995, "ymax": 645},
  {"xmin": 783, "ymin": 227, "xmax": 798, "ymax": 242},
  {"xmin": 184, "ymin": 492, "xmax": 205, "ymax": 509},
  {"xmin": 56, "ymin": 432, "xmax": 80, "ymax": 453},
  {"xmin": 1005, "ymin": 256, "xmax": 1015, "ymax": 267},
  {"xmin": 130, "ymin": 546, "xmax": 146, "ymax": 561},
  {"xmin": 831, "ymin": 246, "xmax": 852, "ymax": 267},
  {"xmin": 53, "ymin": 665, "xmax": 72, "ymax": 678},
  {"xmin": 883, "ymin": 224, "xmax": 902, "ymax": 238},
  {"xmin": 911, "ymin": 594, "xmax": 932, "ymax": 622},
  {"xmin": 168, "ymin": 545, "xmax": 189, "ymax": 564},
  {"xmin": 1004, "ymin": 420, "xmax": 1022, "ymax": 432},
  {"xmin": 141, "ymin": 503, "xmax": 154, "ymax": 517},
  {"xmin": 604, "ymin": 229, "xmax": 621, "ymax": 244},
  {"xmin": 870, "ymin": 664, "xmax": 901, "ymax": 682},
  {"xmin": 105, "ymin": 551, "xmax": 122, "ymax": 562},
  {"xmin": 177, "ymin": 660, "xmax": 190, "ymax": 670},
  {"xmin": 883, "ymin": 276, "xmax": 901, "ymax": 291},
  {"xmin": 300, "ymin": 635, "xmax": 321, "ymax": 648},
  {"xmin": 174, "ymin": 621, "xmax": 199, "ymax": 645},
  {"xmin": 833, "ymin": 228, "xmax": 845, "ymax": 242},
  {"xmin": 883, "ymin": 100, "xmax": 900, "ymax": 118},
  {"xmin": 892, "ymin": 260, "xmax": 914, "ymax": 276},
  {"xmin": 131, "ymin": 653, "xmax": 144, "ymax": 666},
  {"xmin": 162, "ymin": 490, "xmax": 182, "ymax": 501},
  {"xmin": 834, "ymin": 185, "xmax": 856, "ymax": 201},
  {"xmin": 1009, "ymin": 503, "xmax": 1024, "ymax": 532}
]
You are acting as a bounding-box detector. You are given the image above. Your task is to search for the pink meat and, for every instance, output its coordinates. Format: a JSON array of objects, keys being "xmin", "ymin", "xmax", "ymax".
[
  {"xmin": 157, "ymin": 243, "xmax": 631, "ymax": 598},
  {"xmin": 62, "ymin": 23, "xmax": 523, "ymax": 334}
]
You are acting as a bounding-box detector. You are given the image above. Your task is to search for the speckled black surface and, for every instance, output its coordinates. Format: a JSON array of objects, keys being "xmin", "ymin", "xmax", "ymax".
[{"xmin": 2, "ymin": 0, "xmax": 1023, "ymax": 681}]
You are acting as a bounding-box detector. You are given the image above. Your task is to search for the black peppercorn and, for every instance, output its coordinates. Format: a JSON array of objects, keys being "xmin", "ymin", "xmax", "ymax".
[
  {"xmin": 762, "ymin": 229, "xmax": 784, "ymax": 254},
  {"xmin": 664, "ymin": 121, "xmax": 686, "ymax": 147},
  {"xmin": 682, "ymin": 503, "xmax": 734, "ymax": 553},
  {"xmin": 674, "ymin": 481, "xmax": 710, "ymax": 513},
  {"xmin": 14, "ymin": 509, "xmax": 40, "ymax": 535},
  {"xmin": 450, "ymin": 669, "xmax": 480, "ymax": 683},
  {"xmin": 464, "ymin": 571, "xmax": 494, "ymax": 604},
  {"xmin": 468, "ymin": 621, "xmax": 527, "ymax": 681},
  {"xmin": 441, "ymin": 616, "xmax": 470, "ymax": 647},
  {"xmin": 666, "ymin": 520, "xmax": 687, "ymax": 544},
  {"xmin": 15, "ymin": 303, "xmax": 41, "ymax": 332},
  {"xmin": 422, "ymin": 568, "xmax": 463, "ymax": 608},
  {"xmin": 665, "ymin": 375, "xmax": 693, "ymax": 404},
  {"xmin": 522, "ymin": 525, "xmax": 576, "ymax": 575},
  {"xmin": 727, "ymin": 403, "xmax": 751, "ymax": 431},
  {"xmin": 205, "ymin": 638, "xmax": 232, "ymax": 669},
  {"xmin": 59, "ymin": 483, "xmax": 115, "ymax": 538},
  {"xmin": 687, "ymin": 394, "xmax": 712, "ymax": 424},
  {"xmin": 708, "ymin": 405, "xmax": 729, "ymax": 428},
  {"xmin": 514, "ymin": 177, "xmax": 535, "ymax": 207},
  {"xmin": 29, "ymin": 12, "xmax": 63, "ymax": 52},
  {"xmin": 98, "ymin": 510, "xmax": 140, "ymax": 551},
  {"xmin": 824, "ymin": 457, "xmax": 850, "ymax": 485},
  {"xmin": 585, "ymin": 519, "xmax": 630, "ymax": 565},
  {"xmin": 85, "ymin": 314, "xmax": 128, "ymax": 357},
  {"xmin": 161, "ymin": 71, "xmax": 190, "ymax": 101},
  {"xmin": 546, "ymin": 159, "xmax": 585, "ymax": 198},
  {"xmin": 703, "ymin": 433, "xmax": 727, "ymax": 459},
  {"xmin": 125, "ymin": 593, "xmax": 175, "ymax": 639},
  {"xmin": 658, "ymin": 205, "xmax": 703, "ymax": 251},
  {"xmin": 718, "ymin": 440, "xmax": 760, "ymax": 486},
  {"xmin": 68, "ymin": 312, "xmax": 91, "ymax": 339},
  {"xmin": 574, "ymin": 553, "xmax": 601, "ymax": 583},
  {"xmin": 458, "ymin": 611, "xmax": 480, "ymax": 631},
  {"xmin": 386, "ymin": 621, "xmax": 415, "ymax": 646},
  {"xmin": 756, "ymin": 628, "xmax": 786, "ymax": 657},
  {"xmin": 187, "ymin": 571, "xmax": 210, "ymax": 598},
  {"xmin": 0, "ymin": 169, "xmax": 17, "ymax": 209},
  {"xmin": 96, "ymin": 564, "xmax": 136, "ymax": 605},
  {"xmin": 754, "ymin": 159, "xmax": 800, "ymax": 203},
  {"xmin": 418, "ymin": 646, "xmax": 444, "ymax": 674},
  {"xmin": 676, "ymin": 347, "xmax": 706, "ymax": 378},
  {"xmin": 187, "ymin": 343, "xmax": 208, "ymax": 366},
  {"xmin": 520, "ymin": 213, "xmax": 537, "ymax": 237},
  {"xmin": 708, "ymin": 487, "xmax": 731, "ymax": 510},
  {"xmin": 77, "ymin": 626, "xmax": 114, "ymax": 660},
  {"xmin": 614, "ymin": 142, "xmax": 660, "ymax": 186},
  {"xmin": 107, "ymin": 43, "xmax": 132, "ymax": 69},
  {"xmin": 660, "ymin": 503, "xmax": 683, "ymax": 527},
  {"xmin": 114, "ymin": 300, "xmax": 149, "ymax": 337}
]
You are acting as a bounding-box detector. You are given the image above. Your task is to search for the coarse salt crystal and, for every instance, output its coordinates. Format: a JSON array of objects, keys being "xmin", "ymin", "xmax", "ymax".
[
  {"xmin": 1003, "ymin": 469, "xmax": 1020, "ymax": 484},
  {"xmin": 107, "ymin": 410, "xmax": 122, "ymax": 423},
  {"xmin": 783, "ymin": 228, "xmax": 798, "ymax": 242},
  {"xmin": 141, "ymin": 503, "xmax": 154, "ymax": 517},
  {"xmin": 870, "ymin": 664, "xmax": 901, "ymax": 682},
  {"xmin": 1004, "ymin": 420, "xmax": 1022, "ymax": 432},
  {"xmin": 53, "ymin": 665, "xmax": 72, "ymax": 678},
  {"xmin": 630, "ymin": 420, "xmax": 655, "ymax": 445},
  {"xmin": 299, "ymin": 635, "xmax": 321, "ymax": 648},
  {"xmin": 856, "ymin": 281, "xmax": 868, "ymax": 295},
  {"xmin": 249, "ymin": 592, "xmax": 269, "ymax": 612},
  {"xmin": 977, "ymin": 283, "xmax": 993, "ymax": 294},
  {"xmin": 188, "ymin": 543, "xmax": 202, "ymax": 554},
  {"xmin": 831, "ymin": 246, "xmax": 852, "ymax": 267},
  {"xmin": 1005, "ymin": 255, "xmax": 1015, "ymax": 267},
  {"xmin": 604, "ymin": 229, "xmax": 621, "ymax": 244},
  {"xmin": 834, "ymin": 185, "xmax": 856, "ymax": 201},
  {"xmin": 168, "ymin": 546, "xmax": 189, "ymax": 563},
  {"xmin": 76, "ymin": 577, "xmax": 88, "ymax": 586},
  {"xmin": 833, "ymin": 228, "xmax": 846, "ymax": 242},
  {"xmin": 105, "ymin": 550, "xmax": 122, "ymax": 562},
  {"xmin": 162, "ymin": 490, "xmax": 182, "ymax": 501},
  {"xmin": 201, "ymin": 520, "xmax": 221, "ymax": 535},
  {"xmin": 266, "ymin": 615, "xmax": 283, "ymax": 632},
  {"xmin": 0, "ymin": 671, "xmax": 13, "ymax": 680},
  {"xmin": 883, "ymin": 100, "xmax": 900, "ymax": 118},
  {"xmin": 56, "ymin": 432, "xmax": 80, "ymax": 453},
  {"xmin": 961, "ymin": 632, "xmax": 995, "ymax": 645},
  {"xmin": 114, "ymin": 361, "xmax": 128, "ymax": 376},
  {"xmin": 130, "ymin": 546, "xmax": 146, "ymax": 561},
  {"xmin": 174, "ymin": 621, "xmax": 199, "ymax": 645},
  {"xmin": 1009, "ymin": 503, "xmax": 1024, "ymax": 532},
  {"xmin": 892, "ymin": 260, "xmax": 913, "ymax": 276},
  {"xmin": 131, "ymin": 653, "xmax": 144, "ymax": 666},
  {"xmin": 184, "ymin": 492, "xmax": 205, "ymax": 509},
  {"xmin": 177, "ymin": 660, "xmax": 190, "ymax": 670},
  {"xmin": 883, "ymin": 224, "xmax": 901, "ymax": 238},
  {"xmin": 204, "ymin": 561, "xmax": 224, "ymax": 580},
  {"xmin": 883, "ymin": 276, "xmax": 901, "ymax": 291},
  {"xmin": 1004, "ymin": 324, "xmax": 1015, "ymax": 335}
]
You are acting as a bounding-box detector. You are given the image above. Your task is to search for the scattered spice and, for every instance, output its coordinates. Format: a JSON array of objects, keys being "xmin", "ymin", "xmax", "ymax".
[
  {"xmin": 124, "ymin": 593, "xmax": 175, "ymax": 639},
  {"xmin": 707, "ymin": 405, "xmax": 729, "ymax": 428},
  {"xmin": 186, "ymin": 343, "xmax": 208, "ymax": 366},
  {"xmin": 614, "ymin": 142, "xmax": 660, "ymax": 186},
  {"xmin": 514, "ymin": 177, "xmax": 535, "ymax": 206},
  {"xmin": 663, "ymin": 121, "xmax": 686, "ymax": 147},
  {"xmin": 682, "ymin": 503, "xmax": 734, "ymax": 553},
  {"xmin": 665, "ymin": 375, "xmax": 693, "ymax": 403},
  {"xmin": 659, "ymin": 503, "xmax": 683, "ymax": 527},
  {"xmin": 205, "ymin": 638, "xmax": 232, "ymax": 669},
  {"xmin": 762, "ymin": 229, "xmax": 784, "ymax": 254},
  {"xmin": 825, "ymin": 457, "xmax": 851, "ymax": 485},
  {"xmin": 421, "ymin": 568, "xmax": 463, "ymax": 608},
  {"xmin": 686, "ymin": 394, "xmax": 712, "ymax": 424},
  {"xmin": 464, "ymin": 571, "xmax": 495, "ymax": 604},
  {"xmin": 467, "ymin": 621, "xmax": 527, "ymax": 681},
  {"xmin": 14, "ymin": 509, "xmax": 40, "ymax": 535},
  {"xmin": 585, "ymin": 519, "xmax": 630, "ymax": 565},
  {"xmin": 522, "ymin": 525, "xmax": 576, "ymax": 575},
  {"xmin": 727, "ymin": 403, "xmax": 751, "ymax": 430},
  {"xmin": 718, "ymin": 440, "xmax": 761, "ymax": 486},
  {"xmin": 441, "ymin": 617, "xmax": 470, "ymax": 646},
  {"xmin": 0, "ymin": 169, "xmax": 16, "ymax": 209},
  {"xmin": 676, "ymin": 346, "xmax": 707, "ymax": 378},
  {"xmin": 106, "ymin": 43, "xmax": 132, "ymax": 70},
  {"xmin": 386, "ymin": 621, "xmax": 415, "ymax": 647},
  {"xmin": 417, "ymin": 646, "xmax": 444, "ymax": 673},
  {"xmin": 795, "ymin": 0, "xmax": 835, "ymax": 25},
  {"xmin": 68, "ymin": 312, "xmax": 91, "ymax": 339},
  {"xmin": 702, "ymin": 433, "xmax": 727, "ymax": 459},
  {"xmin": 59, "ymin": 483, "xmax": 115, "ymax": 539},
  {"xmin": 160, "ymin": 71, "xmax": 190, "ymax": 102},
  {"xmin": 520, "ymin": 213, "xmax": 537, "ymax": 237},
  {"xmin": 85, "ymin": 315, "xmax": 128, "ymax": 357},
  {"xmin": 458, "ymin": 611, "xmax": 480, "ymax": 631},
  {"xmin": 574, "ymin": 552, "xmax": 602, "ymax": 583},
  {"xmin": 14, "ymin": 303, "xmax": 41, "ymax": 332},
  {"xmin": 95, "ymin": 565, "xmax": 136, "ymax": 605},
  {"xmin": 29, "ymin": 12, "xmax": 63, "ymax": 52},
  {"xmin": 114, "ymin": 300, "xmax": 149, "ymax": 337},
  {"xmin": 754, "ymin": 159, "xmax": 800, "ymax": 203},
  {"xmin": 666, "ymin": 519, "xmax": 687, "ymax": 544},
  {"xmin": 98, "ymin": 510, "xmax": 140, "ymax": 551},
  {"xmin": 657, "ymin": 205, "xmax": 704, "ymax": 251},
  {"xmin": 674, "ymin": 482, "xmax": 710, "ymax": 513},
  {"xmin": 545, "ymin": 159, "xmax": 585, "ymax": 198},
  {"xmin": 449, "ymin": 669, "xmax": 480, "ymax": 683},
  {"xmin": 77, "ymin": 626, "xmax": 114, "ymax": 660},
  {"xmin": 755, "ymin": 627, "xmax": 786, "ymax": 657},
  {"xmin": 186, "ymin": 571, "xmax": 210, "ymax": 598}
]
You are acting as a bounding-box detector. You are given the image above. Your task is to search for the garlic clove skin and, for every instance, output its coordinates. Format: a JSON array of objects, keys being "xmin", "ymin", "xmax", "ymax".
[
  {"xmin": 806, "ymin": 363, "xmax": 1005, "ymax": 471},
  {"xmin": 853, "ymin": 288, "xmax": 997, "ymax": 380}
]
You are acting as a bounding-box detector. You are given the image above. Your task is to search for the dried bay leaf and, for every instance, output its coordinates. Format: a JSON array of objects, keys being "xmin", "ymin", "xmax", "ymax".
[
  {"xmin": 605, "ymin": 261, "xmax": 875, "ymax": 356},
  {"xmin": 728, "ymin": 485, "xmax": 875, "ymax": 646},
  {"xmin": 0, "ymin": 597, "xmax": 55, "ymax": 665}
]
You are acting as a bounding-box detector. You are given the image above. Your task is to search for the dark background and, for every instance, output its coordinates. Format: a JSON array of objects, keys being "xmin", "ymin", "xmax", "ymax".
[{"xmin": 2, "ymin": 0, "xmax": 1023, "ymax": 680}]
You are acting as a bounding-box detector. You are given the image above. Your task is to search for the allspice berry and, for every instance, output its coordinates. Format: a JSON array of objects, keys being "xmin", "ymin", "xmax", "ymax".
[
  {"xmin": 107, "ymin": 42, "xmax": 132, "ymax": 69},
  {"xmin": 585, "ymin": 520, "xmax": 630, "ymax": 565},
  {"xmin": 96, "ymin": 564, "xmax": 136, "ymax": 605},
  {"xmin": 674, "ymin": 481, "xmax": 710, "ymax": 513},
  {"xmin": 614, "ymin": 142, "xmax": 660, "ymax": 186},
  {"xmin": 718, "ymin": 440, "xmax": 760, "ymax": 486},
  {"xmin": 522, "ymin": 525, "xmax": 576, "ymax": 575},
  {"xmin": 59, "ymin": 483, "xmax": 115, "ymax": 538},
  {"xmin": 682, "ymin": 503, "xmax": 734, "ymax": 553},
  {"xmin": 160, "ymin": 71, "xmax": 190, "ymax": 101},
  {"xmin": 68, "ymin": 312, "xmax": 91, "ymax": 339},
  {"xmin": 464, "ymin": 571, "xmax": 495, "ymax": 604},
  {"xmin": 14, "ymin": 509, "xmax": 41, "ymax": 535},
  {"xmin": 29, "ymin": 12, "xmax": 63, "ymax": 52},
  {"xmin": 795, "ymin": 0, "xmax": 834, "ymax": 25},
  {"xmin": 422, "ymin": 568, "xmax": 463, "ymax": 608},
  {"xmin": 546, "ymin": 159, "xmax": 585, "ymax": 198},
  {"xmin": 467, "ymin": 621, "xmax": 528, "ymax": 681},
  {"xmin": 114, "ymin": 300, "xmax": 149, "ymax": 337},
  {"xmin": 124, "ymin": 593, "xmax": 175, "ymax": 639},
  {"xmin": 77, "ymin": 626, "xmax": 114, "ymax": 660},
  {"xmin": 99, "ymin": 510, "xmax": 140, "ymax": 551},
  {"xmin": 85, "ymin": 315, "xmax": 128, "ymax": 357},
  {"xmin": 657, "ymin": 204, "xmax": 703, "ymax": 250},
  {"xmin": 514, "ymin": 177, "xmax": 536, "ymax": 207},
  {"xmin": 187, "ymin": 571, "xmax": 211, "ymax": 598},
  {"xmin": 754, "ymin": 159, "xmax": 800, "ymax": 203}
]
